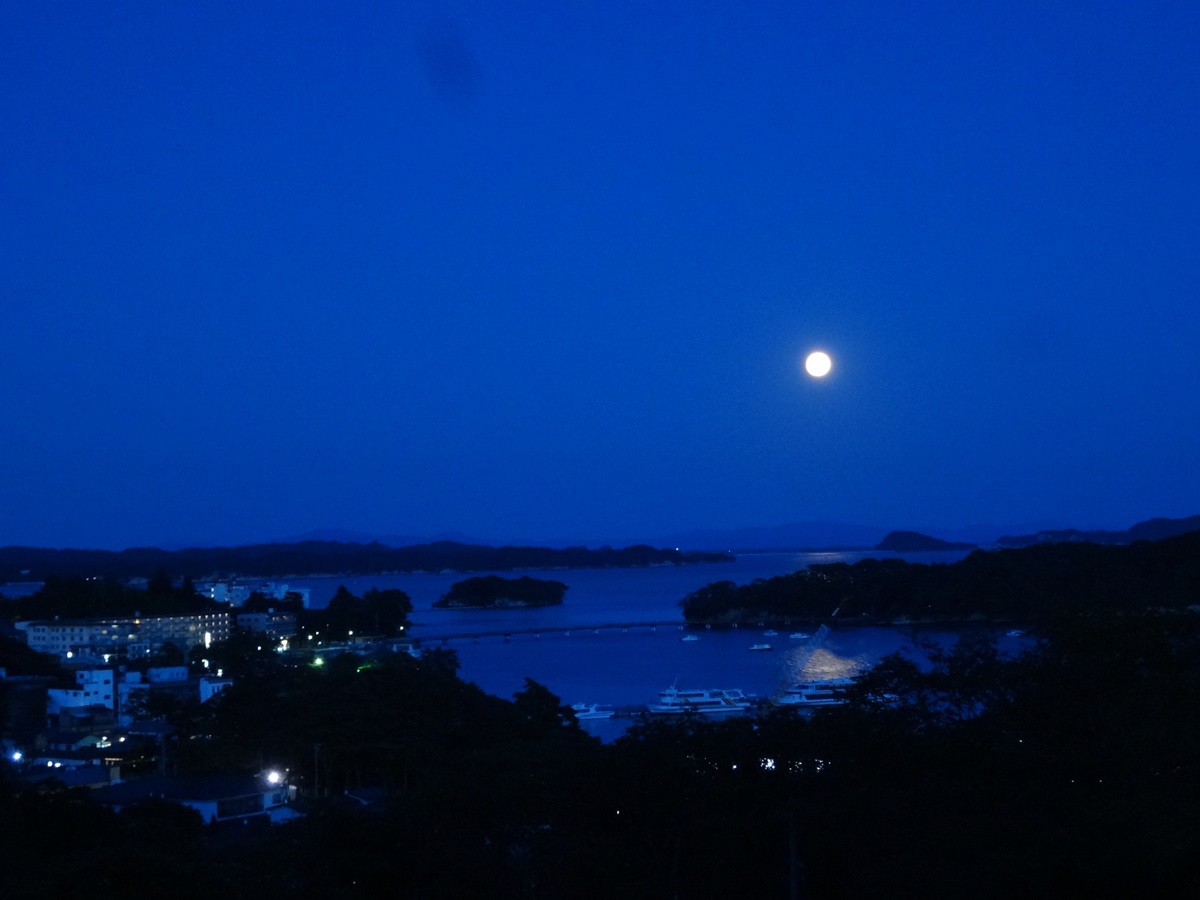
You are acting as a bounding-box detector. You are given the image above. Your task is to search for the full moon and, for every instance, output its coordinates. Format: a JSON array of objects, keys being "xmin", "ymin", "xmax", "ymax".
[{"xmin": 804, "ymin": 351, "xmax": 833, "ymax": 378}]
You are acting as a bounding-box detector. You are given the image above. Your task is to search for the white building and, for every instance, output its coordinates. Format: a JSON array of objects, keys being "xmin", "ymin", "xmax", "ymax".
[
  {"xmin": 46, "ymin": 668, "xmax": 115, "ymax": 714},
  {"xmin": 117, "ymin": 667, "xmax": 233, "ymax": 726},
  {"xmin": 16, "ymin": 612, "xmax": 232, "ymax": 663},
  {"xmin": 93, "ymin": 774, "xmax": 296, "ymax": 824},
  {"xmin": 205, "ymin": 581, "xmax": 310, "ymax": 608},
  {"xmin": 199, "ymin": 676, "xmax": 233, "ymax": 703}
]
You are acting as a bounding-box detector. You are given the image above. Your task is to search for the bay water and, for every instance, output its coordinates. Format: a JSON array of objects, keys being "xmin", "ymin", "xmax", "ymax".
[{"xmin": 287, "ymin": 550, "xmax": 995, "ymax": 738}]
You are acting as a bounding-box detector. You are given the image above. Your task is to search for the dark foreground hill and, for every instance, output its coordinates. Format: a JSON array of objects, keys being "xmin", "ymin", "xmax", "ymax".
[{"xmin": 0, "ymin": 541, "xmax": 731, "ymax": 584}]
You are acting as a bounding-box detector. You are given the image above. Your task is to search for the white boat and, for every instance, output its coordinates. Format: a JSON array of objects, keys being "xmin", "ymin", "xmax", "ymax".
[
  {"xmin": 571, "ymin": 703, "xmax": 615, "ymax": 720},
  {"xmin": 763, "ymin": 630, "xmax": 778, "ymax": 637},
  {"xmin": 648, "ymin": 683, "xmax": 753, "ymax": 716},
  {"xmin": 773, "ymin": 677, "xmax": 856, "ymax": 708},
  {"xmin": 681, "ymin": 634, "xmax": 700, "ymax": 642},
  {"xmin": 789, "ymin": 632, "xmax": 810, "ymax": 640},
  {"xmin": 749, "ymin": 643, "xmax": 773, "ymax": 652}
]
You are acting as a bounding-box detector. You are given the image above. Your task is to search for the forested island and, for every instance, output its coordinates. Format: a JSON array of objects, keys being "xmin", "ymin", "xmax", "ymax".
[
  {"xmin": 682, "ymin": 530, "xmax": 1200, "ymax": 624},
  {"xmin": 433, "ymin": 575, "xmax": 568, "ymax": 609},
  {"xmin": 874, "ymin": 530, "xmax": 977, "ymax": 552},
  {"xmin": 0, "ymin": 540, "xmax": 731, "ymax": 583}
]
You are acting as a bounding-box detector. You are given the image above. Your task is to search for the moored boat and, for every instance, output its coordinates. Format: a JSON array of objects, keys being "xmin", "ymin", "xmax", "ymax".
[
  {"xmin": 773, "ymin": 677, "xmax": 856, "ymax": 708},
  {"xmin": 571, "ymin": 702, "xmax": 615, "ymax": 720},
  {"xmin": 648, "ymin": 682, "xmax": 753, "ymax": 716},
  {"xmin": 749, "ymin": 643, "xmax": 773, "ymax": 652}
]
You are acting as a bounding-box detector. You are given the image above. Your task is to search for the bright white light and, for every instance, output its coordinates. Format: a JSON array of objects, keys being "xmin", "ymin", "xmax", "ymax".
[
  {"xmin": 204, "ymin": 631, "xmax": 212, "ymax": 649},
  {"xmin": 804, "ymin": 350, "xmax": 833, "ymax": 378},
  {"xmin": 66, "ymin": 651, "xmax": 73, "ymax": 659},
  {"xmin": 11, "ymin": 751, "xmax": 22, "ymax": 762},
  {"xmin": 266, "ymin": 770, "xmax": 282, "ymax": 785}
]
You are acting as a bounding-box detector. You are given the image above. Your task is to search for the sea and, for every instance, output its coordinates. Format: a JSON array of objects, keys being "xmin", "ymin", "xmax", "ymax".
[{"xmin": 281, "ymin": 549, "xmax": 1019, "ymax": 740}]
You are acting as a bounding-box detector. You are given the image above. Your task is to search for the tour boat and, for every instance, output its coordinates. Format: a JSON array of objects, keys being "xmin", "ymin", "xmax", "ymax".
[
  {"xmin": 749, "ymin": 643, "xmax": 773, "ymax": 652},
  {"xmin": 773, "ymin": 677, "xmax": 856, "ymax": 708},
  {"xmin": 648, "ymin": 683, "xmax": 753, "ymax": 716}
]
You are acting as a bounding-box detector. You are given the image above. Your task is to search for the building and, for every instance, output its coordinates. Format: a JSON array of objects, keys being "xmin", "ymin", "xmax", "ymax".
[
  {"xmin": 15, "ymin": 612, "xmax": 232, "ymax": 663},
  {"xmin": 236, "ymin": 609, "xmax": 298, "ymax": 641},
  {"xmin": 205, "ymin": 581, "xmax": 310, "ymax": 608},
  {"xmin": 117, "ymin": 666, "xmax": 234, "ymax": 726},
  {"xmin": 92, "ymin": 773, "xmax": 297, "ymax": 824},
  {"xmin": 46, "ymin": 668, "xmax": 115, "ymax": 714}
]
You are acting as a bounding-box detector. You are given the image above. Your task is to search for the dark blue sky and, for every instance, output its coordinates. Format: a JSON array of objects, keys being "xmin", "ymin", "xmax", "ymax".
[{"xmin": 3, "ymin": 1, "xmax": 1199, "ymax": 549}]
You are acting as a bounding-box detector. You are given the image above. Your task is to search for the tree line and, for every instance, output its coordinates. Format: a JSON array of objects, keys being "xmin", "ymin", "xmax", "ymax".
[{"xmin": 681, "ymin": 530, "xmax": 1200, "ymax": 623}]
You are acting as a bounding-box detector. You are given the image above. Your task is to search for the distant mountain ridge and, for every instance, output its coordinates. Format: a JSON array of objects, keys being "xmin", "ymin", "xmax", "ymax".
[
  {"xmin": 643, "ymin": 521, "xmax": 892, "ymax": 552},
  {"xmin": 996, "ymin": 514, "xmax": 1200, "ymax": 548},
  {"xmin": 0, "ymin": 541, "xmax": 730, "ymax": 584}
]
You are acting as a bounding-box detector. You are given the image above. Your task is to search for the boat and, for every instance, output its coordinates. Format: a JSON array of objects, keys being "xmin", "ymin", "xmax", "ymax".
[
  {"xmin": 648, "ymin": 682, "xmax": 753, "ymax": 716},
  {"xmin": 749, "ymin": 643, "xmax": 773, "ymax": 652},
  {"xmin": 773, "ymin": 677, "xmax": 856, "ymax": 708},
  {"xmin": 788, "ymin": 632, "xmax": 810, "ymax": 640},
  {"xmin": 571, "ymin": 703, "xmax": 615, "ymax": 720},
  {"xmin": 1006, "ymin": 629, "xmax": 1025, "ymax": 638},
  {"xmin": 763, "ymin": 630, "xmax": 778, "ymax": 637},
  {"xmin": 681, "ymin": 634, "xmax": 700, "ymax": 642}
]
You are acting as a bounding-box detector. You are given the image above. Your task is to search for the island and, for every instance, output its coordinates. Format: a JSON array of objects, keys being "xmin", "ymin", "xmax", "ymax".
[
  {"xmin": 680, "ymin": 529, "xmax": 1200, "ymax": 624},
  {"xmin": 874, "ymin": 530, "xmax": 977, "ymax": 552},
  {"xmin": 433, "ymin": 575, "xmax": 568, "ymax": 609}
]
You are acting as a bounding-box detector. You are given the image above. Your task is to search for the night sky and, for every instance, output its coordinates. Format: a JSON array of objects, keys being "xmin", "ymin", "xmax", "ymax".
[{"xmin": 3, "ymin": 2, "xmax": 1199, "ymax": 550}]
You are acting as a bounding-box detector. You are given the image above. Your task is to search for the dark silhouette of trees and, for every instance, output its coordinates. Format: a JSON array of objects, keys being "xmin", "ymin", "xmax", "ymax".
[
  {"xmin": 435, "ymin": 576, "xmax": 568, "ymax": 608},
  {"xmin": 681, "ymin": 531, "xmax": 1200, "ymax": 623}
]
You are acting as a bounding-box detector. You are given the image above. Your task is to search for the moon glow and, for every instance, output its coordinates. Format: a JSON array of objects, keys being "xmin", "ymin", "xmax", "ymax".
[{"xmin": 804, "ymin": 351, "xmax": 833, "ymax": 378}]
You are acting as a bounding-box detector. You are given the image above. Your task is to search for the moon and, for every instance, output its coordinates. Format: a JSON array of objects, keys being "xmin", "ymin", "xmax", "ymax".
[{"xmin": 804, "ymin": 350, "xmax": 833, "ymax": 378}]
